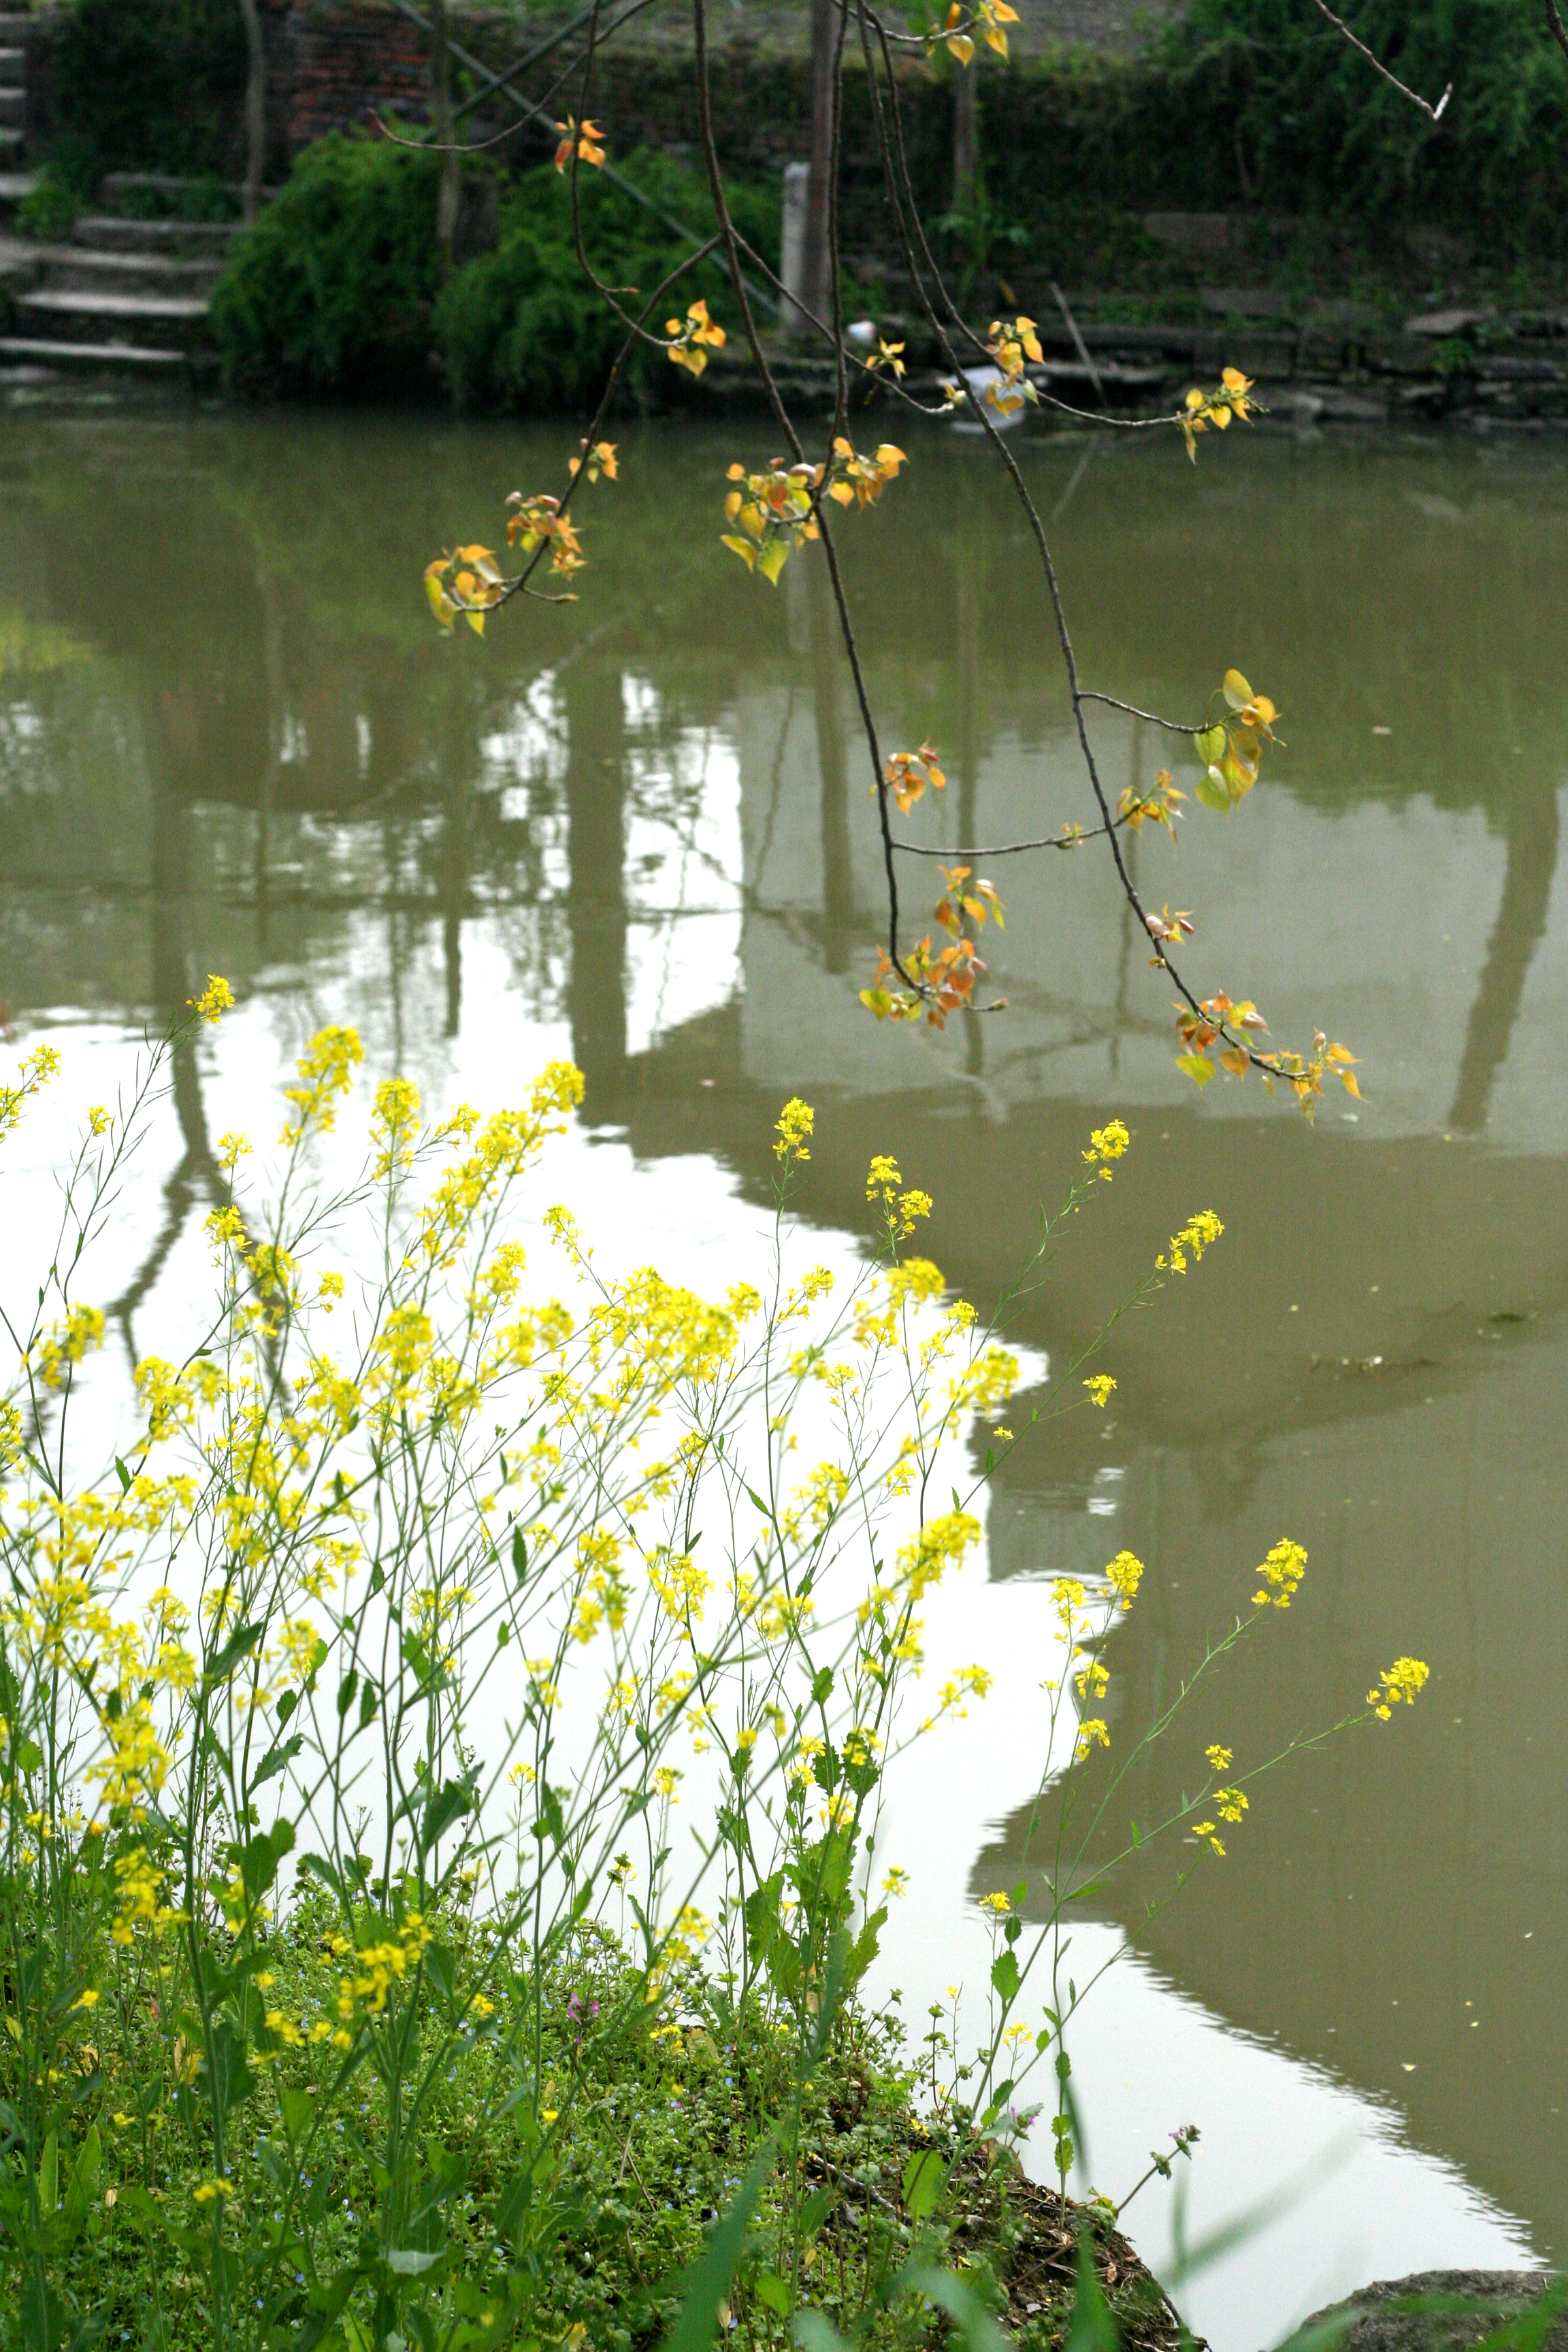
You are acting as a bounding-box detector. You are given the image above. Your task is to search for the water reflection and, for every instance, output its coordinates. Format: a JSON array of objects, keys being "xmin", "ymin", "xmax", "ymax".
[{"xmin": 2, "ymin": 408, "xmax": 1567, "ymax": 2328}]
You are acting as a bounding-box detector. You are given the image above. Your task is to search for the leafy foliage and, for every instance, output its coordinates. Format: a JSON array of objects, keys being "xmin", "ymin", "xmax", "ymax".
[
  {"xmin": 210, "ymin": 142, "xmax": 780, "ymax": 410},
  {"xmin": 52, "ymin": 0, "xmax": 247, "ymax": 182},
  {"xmin": 209, "ymin": 135, "xmax": 455, "ymax": 398},
  {"xmin": 434, "ymin": 154, "xmax": 779, "ymax": 416}
]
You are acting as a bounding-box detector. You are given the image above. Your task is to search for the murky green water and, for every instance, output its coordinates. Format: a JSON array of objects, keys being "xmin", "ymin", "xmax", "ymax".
[{"xmin": 3, "ymin": 405, "xmax": 1566, "ymax": 2344}]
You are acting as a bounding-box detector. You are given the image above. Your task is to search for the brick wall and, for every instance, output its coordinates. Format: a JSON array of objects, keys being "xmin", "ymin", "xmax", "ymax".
[{"xmin": 263, "ymin": 0, "xmax": 431, "ymax": 157}]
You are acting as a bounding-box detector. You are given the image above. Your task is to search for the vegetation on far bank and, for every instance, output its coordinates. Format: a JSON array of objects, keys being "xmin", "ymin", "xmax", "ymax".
[{"xmin": 18, "ymin": 0, "xmax": 1568, "ymax": 407}]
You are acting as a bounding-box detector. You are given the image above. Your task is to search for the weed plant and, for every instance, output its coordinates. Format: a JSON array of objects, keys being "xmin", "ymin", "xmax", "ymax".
[{"xmin": 0, "ymin": 1000, "xmax": 1426, "ymax": 2352}]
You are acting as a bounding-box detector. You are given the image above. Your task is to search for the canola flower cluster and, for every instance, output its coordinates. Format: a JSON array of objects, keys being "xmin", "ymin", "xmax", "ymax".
[{"xmin": 0, "ymin": 1008, "xmax": 1439, "ymax": 2314}]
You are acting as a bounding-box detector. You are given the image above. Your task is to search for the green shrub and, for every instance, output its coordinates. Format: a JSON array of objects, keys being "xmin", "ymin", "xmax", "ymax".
[
  {"xmin": 16, "ymin": 137, "xmax": 97, "ymax": 242},
  {"xmin": 52, "ymin": 0, "xmax": 246, "ymax": 182},
  {"xmin": 1151, "ymin": 0, "xmax": 1568, "ymax": 261},
  {"xmin": 209, "ymin": 134, "xmax": 451, "ymax": 398},
  {"xmin": 433, "ymin": 152, "xmax": 781, "ymax": 415},
  {"xmin": 211, "ymin": 133, "xmax": 783, "ymax": 410}
]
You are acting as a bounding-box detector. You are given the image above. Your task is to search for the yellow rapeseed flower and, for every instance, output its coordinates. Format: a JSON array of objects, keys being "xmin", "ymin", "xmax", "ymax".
[
  {"xmin": 774, "ymin": 1098, "xmax": 815, "ymax": 1162},
  {"xmin": 189, "ymin": 975, "xmax": 234, "ymax": 1025},
  {"xmin": 1252, "ymin": 1538, "xmax": 1307, "ymax": 1610},
  {"xmin": 1367, "ymin": 1655, "xmax": 1429, "ymax": 1719}
]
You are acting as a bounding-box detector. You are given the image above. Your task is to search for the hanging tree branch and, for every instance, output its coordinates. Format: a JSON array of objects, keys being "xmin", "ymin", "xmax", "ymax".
[{"xmin": 423, "ymin": 0, "xmax": 1431, "ymax": 1115}]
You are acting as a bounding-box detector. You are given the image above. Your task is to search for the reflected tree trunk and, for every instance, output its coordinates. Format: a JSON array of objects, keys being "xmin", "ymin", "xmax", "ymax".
[
  {"xmin": 252, "ymin": 566, "xmax": 286, "ymax": 960},
  {"xmin": 564, "ymin": 664, "xmax": 628, "ymax": 1107},
  {"xmin": 954, "ymin": 538, "xmax": 985, "ymax": 1078},
  {"xmin": 1448, "ymin": 780, "xmax": 1561, "ymax": 1133},
  {"xmin": 440, "ymin": 777, "xmax": 471, "ymax": 1042},
  {"xmin": 807, "ymin": 555, "xmax": 852, "ymax": 972},
  {"xmin": 109, "ymin": 711, "xmax": 223, "ymax": 1360},
  {"xmin": 437, "ymin": 665, "xmax": 475, "ymax": 1040}
]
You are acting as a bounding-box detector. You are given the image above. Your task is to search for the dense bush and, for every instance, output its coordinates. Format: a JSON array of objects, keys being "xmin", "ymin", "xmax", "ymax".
[
  {"xmin": 209, "ymin": 135, "xmax": 452, "ymax": 397},
  {"xmin": 52, "ymin": 0, "xmax": 246, "ymax": 182},
  {"xmin": 1147, "ymin": 0, "xmax": 1568, "ymax": 262},
  {"xmin": 433, "ymin": 152, "xmax": 781, "ymax": 414},
  {"xmin": 210, "ymin": 133, "xmax": 782, "ymax": 408}
]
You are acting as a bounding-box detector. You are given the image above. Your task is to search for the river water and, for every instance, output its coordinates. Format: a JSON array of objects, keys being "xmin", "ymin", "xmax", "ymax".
[{"xmin": 2, "ymin": 404, "xmax": 1565, "ymax": 2347}]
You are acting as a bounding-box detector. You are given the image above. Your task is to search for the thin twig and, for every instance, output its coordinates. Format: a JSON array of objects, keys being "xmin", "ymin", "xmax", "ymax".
[
  {"xmin": 1078, "ymin": 691, "xmax": 1199, "ymax": 732},
  {"xmin": 1308, "ymin": 0, "xmax": 1452, "ymax": 118}
]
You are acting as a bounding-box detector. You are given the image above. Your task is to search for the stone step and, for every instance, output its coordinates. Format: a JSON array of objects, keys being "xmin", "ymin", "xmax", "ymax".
[
  {"xmin": 15, "ymin": 288, "xmax": 210, "ymax": 350},
  {"xmin": 0, "ymin": 333, "xmax": 188, "ymax": 371},
  {"xmin": 0, "ymin": 127, "xmax": 21, "ymax": 151},
  {"xmin": 0, "ymin": 168, "xmax": 33, "ymax": 210},
  {"xmin": 42, "ymin": 246, "xmax": 224, "ymax": 298},
  {"xmin": 73, "ymin": 214, "xmax": 242, "ymax": 255}
]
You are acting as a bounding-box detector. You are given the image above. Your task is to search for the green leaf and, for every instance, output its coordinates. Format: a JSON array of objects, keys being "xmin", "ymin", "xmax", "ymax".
[
  {"xmin": 1195, "ymin": 768, "xmax": 1232, "ymax": 814},
  {"xmin": 336, "ymin": 1670, "xmax": 359, "ymax": 1720},
  {"xmin": 658, "ymin": 2140, "xmax": 776, "ymax": 2352},
  {"xmin": 901, "ymin": 2149, "xmax": 947, "ymax": 2222},
  {"xmin": 39, "ymin": 2127, "xmax": 57, "ymax": 2215},
  {"xmin": 298, "ymin": 1850, "xmax": 344, "ymax": 1899},
  {"xmin": 114, "ymin": 1456, "xmax": 132, "ymax": 1493},
  {"xmin": 423, "ymin": 1942, "xmax": 457, "ymax": 2005},
  {"xmin": 511, "ymin": 1526, "xmax": 527, "ymax": 1584},
  {"xmin": 203, "ymin": 1620, "xmax": 263, "ymax": 1686},
  {"xmin": 1222, "ymin": 668, "xmax": 1254, "ymax": 710},
  {"xmin": 990, "ymin": 1950, "xmax": 1021, "ymax": 2004},
  {"xmin": 387, "ymin": 2248, "xmax": 442, "ymax": 2277},
  {"xmin": 902, "ymin": 2265, "xmax": 1011, "ymax": 2352},
  {"xmin": 1176, "ymin": 1052, "xmax": 1215, "ymax": 1088},
  {"xmin": 251, "ymin": 1733, "xmax": 304, "ymax": 1793},
  {"xmin": 280, "ymin": 2087, "xmax": 314, "ymax": 2143},
  {"xmin": 419, "ymin": 1774, "xmax": 476, "ymax": 1860},
  {"xmin": 755, "ymin": 2275, "xmax": 791, "ymax": 2318},
  {"xmin": 1066, "ymin": 2232, "xmax": 1119, "ymax": 2352},
  {"xmin": 237, "ymin": 1816, "xmax": 297, "ymax": 1903},
  {"xmin": 71, "ymin": 2123, "xmax": 101, "ymax": 2201},
  {"xmin": 794, "ymin": 2317, "xmax": 849, "ymax": 2352},
  {"xmin": 799, "ymin": 2184, "xmax": 836, "ymax": 2237},
  {"xmin": 19, "ymin": 2272, "xmax": 67, "ymax": 2352}
]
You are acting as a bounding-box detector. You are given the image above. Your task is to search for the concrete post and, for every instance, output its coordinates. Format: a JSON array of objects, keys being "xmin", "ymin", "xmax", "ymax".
[{"xmin": 781, "ymin": 161, "xmax": 811, "ymax": 333}]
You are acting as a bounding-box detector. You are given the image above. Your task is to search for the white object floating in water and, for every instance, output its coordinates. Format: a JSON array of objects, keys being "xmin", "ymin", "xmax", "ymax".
[{"xmin": 952, "ymin": 363, "xmax": 1028, "ymax": 432}]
